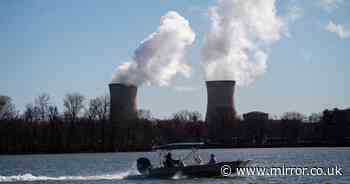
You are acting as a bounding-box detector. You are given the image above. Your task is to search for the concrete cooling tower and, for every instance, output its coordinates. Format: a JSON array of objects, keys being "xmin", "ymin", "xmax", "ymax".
[
  {"xmin": 109, "ymin": 83, "xmax": 138, "ymax": 122},
  {"xmin": 205, "ymin": 80, "xmax": 236, "ymax": 124}
]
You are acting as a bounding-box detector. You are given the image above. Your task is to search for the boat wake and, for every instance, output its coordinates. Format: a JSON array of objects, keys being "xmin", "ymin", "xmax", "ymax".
[{"xmin": 0, "ymin": 172, "xmax": 133, "ymax": 182}]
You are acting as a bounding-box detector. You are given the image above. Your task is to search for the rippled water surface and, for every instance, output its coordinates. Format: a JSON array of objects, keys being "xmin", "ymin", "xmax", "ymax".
[{"xmin": 1, "ymin": 148, "xmax": 349, "ymax": 183}]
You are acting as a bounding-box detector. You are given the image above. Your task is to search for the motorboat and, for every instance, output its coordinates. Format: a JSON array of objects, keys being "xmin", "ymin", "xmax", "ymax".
[{"xmin": 134, "ymin": 142, "xmax": 250, "ymax": 179}]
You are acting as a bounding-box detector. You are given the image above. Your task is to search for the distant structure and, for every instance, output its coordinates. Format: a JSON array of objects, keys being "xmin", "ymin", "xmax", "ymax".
[
  {"xmin": 109, "ymin": 83, "xmax": 138, "ymax": 122},
  {"xmin": 243, "ymin": 111, "xmax": 269, "ymax": 121},
  {"xmin": 205, "ymin": 80, "xmax": 236, "ymax": 124},
  {"xmin": 323, "ymin": 108, "xmax": 350, "ymax": 125}
]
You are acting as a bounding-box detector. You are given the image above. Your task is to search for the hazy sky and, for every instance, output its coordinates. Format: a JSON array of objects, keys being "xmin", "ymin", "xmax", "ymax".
[{"xmin": 1, "ymin": 0, "xmax": 349, "ymax": 118}]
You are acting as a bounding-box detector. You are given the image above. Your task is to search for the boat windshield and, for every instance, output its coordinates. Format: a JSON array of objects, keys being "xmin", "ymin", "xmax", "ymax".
[
  {"xmin": 153, "ymin": 142, "xmax": 204, "ymax": 167},
  {"xmin": 152, "ymin": 142, "xmax": 204, "ymax": 150}
]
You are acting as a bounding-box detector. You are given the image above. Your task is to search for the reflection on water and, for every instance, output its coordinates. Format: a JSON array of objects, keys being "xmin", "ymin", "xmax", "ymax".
[{"xmin": 0, "ymin": 147, "xmax": 349, "ymax": 184}]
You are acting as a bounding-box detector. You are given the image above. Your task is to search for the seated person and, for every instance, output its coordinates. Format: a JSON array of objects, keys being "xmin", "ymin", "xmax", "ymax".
[
  {"xmin": 164, "ymin": 152, "xmax": 180, "ymax": 168},
  {"xmin": 208, "ymin": 154, "xmax": 216, "ymax": 165},
  {"xmin": 193, "ymin": 155, "xmax": 202, "ymax": 165}
]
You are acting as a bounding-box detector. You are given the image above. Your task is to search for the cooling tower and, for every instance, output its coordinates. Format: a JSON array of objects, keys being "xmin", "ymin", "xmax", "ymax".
[
  {"xmin": 205, "ymin": 80, "xmax": 236, "ymax": 124},
  {"xmin": 109, "ymin": 83, "xmax": 138, "ymax": 122}
]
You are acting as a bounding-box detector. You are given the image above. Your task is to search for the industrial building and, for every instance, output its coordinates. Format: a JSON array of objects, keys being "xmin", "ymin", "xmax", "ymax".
[
  {"xmin": 205, "ymin": 80, "xmax": 236, "ymax": 124},
  {"xmin": 109, "ymin": 83, "xmax": 138, "ymax": 122},
  {"xmin": 243, "ymin": 111, "xmax": 269, "ymax": 121}
]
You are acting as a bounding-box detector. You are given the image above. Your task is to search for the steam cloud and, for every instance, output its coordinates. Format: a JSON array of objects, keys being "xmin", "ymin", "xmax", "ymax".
[
  {"xmin": 202, "ymin": 0, "xmax": 286, "ymax": 85},
  {"xmin": 112, "ymin": 11, "xmax": 196, "ymax": 86}
]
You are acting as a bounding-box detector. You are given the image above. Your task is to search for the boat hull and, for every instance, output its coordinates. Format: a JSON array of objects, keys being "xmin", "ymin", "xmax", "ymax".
[{"xmin": 146, "ymin": 160, "xmax": 249, "ymax": 179}]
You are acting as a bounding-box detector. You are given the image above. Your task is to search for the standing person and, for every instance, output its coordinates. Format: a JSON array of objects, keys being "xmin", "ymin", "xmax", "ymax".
[{"xmin": 208, "ymin": 154, "xmax": 216, "ymax": 164}]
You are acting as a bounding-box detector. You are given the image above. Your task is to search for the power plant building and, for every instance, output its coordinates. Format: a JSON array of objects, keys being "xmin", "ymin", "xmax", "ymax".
[
  {"xmin": 205, "ymin": 80, "xmax": 236, "ymax": 124},
  {"xmin": 243, "ymin": 111, "xmax": 269, "ymax": 121},
  {"xmin": 109, "ymin": 83, "xmax": 138, "ymax": 122}
]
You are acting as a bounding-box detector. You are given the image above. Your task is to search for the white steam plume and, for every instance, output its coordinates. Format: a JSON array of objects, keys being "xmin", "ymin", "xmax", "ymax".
[
  {"xmin": 112, "ymin": 11, "xmax": 196, "ymax": 86},
  {"xmin": 326, "ymin": 21, "xmax": 350, "ymax": 39},
  {"xmin": 202, "ymin": 0, "xmax": 286, "ymax": 85}
]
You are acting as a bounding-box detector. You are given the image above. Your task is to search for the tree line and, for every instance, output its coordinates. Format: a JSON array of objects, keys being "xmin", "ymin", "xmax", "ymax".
[
  {"xmin": 0, "ymin": 94, "xmax": 349, "ymax": 154},
  {"xmin": 0, "ymin": 94, "xmax": 204, "ymax": 153}
]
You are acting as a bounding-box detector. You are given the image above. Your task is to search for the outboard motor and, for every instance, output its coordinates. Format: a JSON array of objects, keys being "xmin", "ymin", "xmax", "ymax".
[{"xmin": 136, "ymin": 157, "xmax": 152, "ymax": 175}]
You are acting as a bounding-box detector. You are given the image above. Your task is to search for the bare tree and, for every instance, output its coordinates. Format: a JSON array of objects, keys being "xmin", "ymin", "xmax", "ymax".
[
  {"xmin": 0, "ymin": 95, "xmax": 16, "ymax": 120},
  {"xmin": 63, "ymin": 93, "xmax": 85, "ymax": 122},
  {"xmin": 173, "ymin": 110, "xmax": 202, "ymax": 122},
  {"xmin": 86, "ymin": 98, "xmax": 99, "ymax": 121},
  {"xmin": 34, "ymin": 93, "xmax": 50, "ymax": 121},
  {"xmin": 281, "ymin": 112, "xmax": 306, "ymax": 121},
  {"xmin": 98, "ymin": 95, "xmax": 110, "ymax": 122},
  {"xmin": 86, "ymin": 95, "xmax": 109, "ymax": 121},
  {"xmin": 188, "ymin": 111, "xmax": 202, "ymax": 122},
  {"xmin": 23, "ymin": 103, "xmax": 37, "ymax": 122},
  {"xmin": 48, "ymin": 105, "xmax": 59, "ymax": 121},
  {"xmin": 173, "ymin": 110, "xmax": 190, "ymax": 122}
]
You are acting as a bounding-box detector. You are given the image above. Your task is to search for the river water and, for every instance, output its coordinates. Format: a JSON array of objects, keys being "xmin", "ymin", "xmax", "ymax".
[{"xmin": 0, "ymin": 148, "xmax": 349, "ymax": 184}]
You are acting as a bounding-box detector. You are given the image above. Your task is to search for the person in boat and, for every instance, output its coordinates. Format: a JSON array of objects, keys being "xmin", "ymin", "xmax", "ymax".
[
  {"xmin": 193, "ymin": 154, "xmax": 202, "ymax": 165},
  {"xmin": 208, "ymin": 154, "xmax": 216, "ymax": 164},
  {"xmin": 164, "ymin": 152, "xmax": 181, "ymax": 168}
]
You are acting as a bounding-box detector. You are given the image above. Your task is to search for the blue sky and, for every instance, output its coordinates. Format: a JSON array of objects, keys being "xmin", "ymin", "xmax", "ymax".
[{"xmin": 1, "ymin": 0, "xmax": 349, "ymax": 118}]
